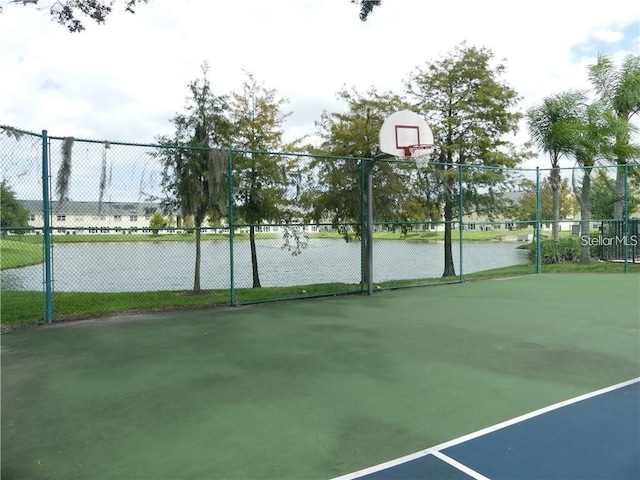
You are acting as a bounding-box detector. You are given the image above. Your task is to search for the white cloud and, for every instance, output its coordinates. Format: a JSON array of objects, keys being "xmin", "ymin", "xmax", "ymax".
[
  {"xmin": 1, "ymin": 0, "xmax": 638, "ymax": 164},
  {"xmin": 592, "ymin": 28, "xmax": 624, "ymax": 43}
]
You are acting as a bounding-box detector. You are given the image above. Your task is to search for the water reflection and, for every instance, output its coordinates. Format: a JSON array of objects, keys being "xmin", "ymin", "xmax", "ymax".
[{"xmin": 1, "ymin": 239, "xmax": 528, "ymax": 292}]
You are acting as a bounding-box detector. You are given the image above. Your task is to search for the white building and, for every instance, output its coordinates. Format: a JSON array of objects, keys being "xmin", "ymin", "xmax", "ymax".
[
  {"xmin": 17, "ymin": 200, "xmax": 319, "ymax": 235},
  {"xmin": 18, "ymin": 194, "xmax": 579, "ymax": 237},
  {"xmin": 19, "ymin": 200, "xmax": 169, "ymax": 235}
]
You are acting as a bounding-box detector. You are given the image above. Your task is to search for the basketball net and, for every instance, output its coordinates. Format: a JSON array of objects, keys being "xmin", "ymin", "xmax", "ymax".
[{"xmin": 406, "ymin": 144, "xmax": 434, "ymax": 169}]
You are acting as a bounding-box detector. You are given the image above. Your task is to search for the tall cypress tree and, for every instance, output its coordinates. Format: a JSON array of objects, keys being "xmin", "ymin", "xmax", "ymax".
[{"xmin": 407, "ymin": 43, "xmax": 531, "ymax": 277}]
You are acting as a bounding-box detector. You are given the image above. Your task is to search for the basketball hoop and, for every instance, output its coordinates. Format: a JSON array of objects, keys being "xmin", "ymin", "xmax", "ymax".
[{"xmin": 405, "ymin": 144, "xmax": 435, "ymax": 168}]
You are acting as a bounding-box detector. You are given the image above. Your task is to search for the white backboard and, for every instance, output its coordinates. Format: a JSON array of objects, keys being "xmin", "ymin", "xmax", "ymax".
[{"xmin": 379, "ymin": 110, "xmax": 434, "ymax": 158}]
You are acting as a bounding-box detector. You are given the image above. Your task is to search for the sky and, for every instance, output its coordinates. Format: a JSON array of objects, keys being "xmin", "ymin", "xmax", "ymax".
[{"xmin": 1, "ymin": 0, "xmax": 639, "ymax": 177}]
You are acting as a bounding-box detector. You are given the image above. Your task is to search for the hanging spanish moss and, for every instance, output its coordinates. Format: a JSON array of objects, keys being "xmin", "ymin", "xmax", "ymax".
[
  {"xmin": 209, "ymin": 148, "xmax": 227, "ymax": 213},
  {"xmin": 56, "ymin": 137, "xmax": 74, "ymax": 202},
  {"xmin": 1, "ymin": 126, "xmax": 25, "ymax": 141},
  {"xmin": 98, "ymin": 141, "xmax": 110, "ymax": 214}
]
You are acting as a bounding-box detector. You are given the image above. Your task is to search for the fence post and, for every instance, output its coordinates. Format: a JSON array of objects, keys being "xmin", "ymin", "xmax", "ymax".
[
  {"xmin": 365, "ymin": 153, "xmax": 392, "ymax": 295},
  {"xmin": 366, "ymin": 158, "xmax": 374, "ymax": 295},
  {"xmin": 535, "ymin": 167, "xmax": 541, "ymax": 274},
  {"xmin": 458, "ymin": 163, "xmax": 463, "ymax": 281},
  {"xmin": 360, "ymin": 158, "xmax": 366, "ymax": 293},
  {"xmin": 41, "ymin": 130, "xmax": 53, "ymax": 322},
  {"xmin": 624, "ymin": 163, "xmax": 629, "ymax": 274},
  {"xmin": 228, "ymin": 150, "xmax": 235, "ymax": 306}
]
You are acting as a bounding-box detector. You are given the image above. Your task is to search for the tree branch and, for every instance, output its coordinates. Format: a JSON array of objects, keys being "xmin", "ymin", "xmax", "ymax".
[{"xmin": 351, "ymin": 0, "xmax": 381, "ymax": 21}]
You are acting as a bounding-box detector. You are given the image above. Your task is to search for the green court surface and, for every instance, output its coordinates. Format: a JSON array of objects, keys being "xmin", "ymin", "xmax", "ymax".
[{"xmin": 1, "ymin": 274, "xmax": 639, "ymax": 480}]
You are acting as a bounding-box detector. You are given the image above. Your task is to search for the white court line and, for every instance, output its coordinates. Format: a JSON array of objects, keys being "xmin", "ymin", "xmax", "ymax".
[
  {"xmin": 331, "ymin": 377, "xmax": 640, "ymax": 480},
  {"xmin": 431, "ymin": 451, "xmax": 490, "ymax": 480}
]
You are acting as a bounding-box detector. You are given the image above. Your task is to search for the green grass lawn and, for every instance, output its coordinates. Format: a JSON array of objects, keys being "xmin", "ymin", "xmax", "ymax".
[
  {"xmin": 9, "ymin": 232, "xmax": 276, "ymax": 245},
  {"xmin": 312, "ymin": 229, "xmax": 517, "ymax": 242},
  {"xmin": 0, "ymin": 237, "xmax": 43, "ymax": 269},
  {"xmin": 372, "ymin": 230, "xmax": 478, "ymax": 241},
  {"xmin": 0, "ymin": 282, "xmax": 360, "ymax": 327},
  {"xmin": 3, "ymin": 264, "xmax": 638, "ymax": 328},
  {"xmin": 372, "ymin": 229, "xmax": 574, "ymax": 242},
  {"xmin": 376, "ymin": 262, "xmax": 640, "ymax": 288},
  {"xmin": 3, "ymin": 232, "xmax": 638, "ymax": 328}
]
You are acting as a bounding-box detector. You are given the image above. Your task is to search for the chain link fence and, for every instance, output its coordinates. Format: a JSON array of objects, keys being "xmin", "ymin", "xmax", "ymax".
[
  {"xmin": 1, "ymin": 126, "xmax": 638, "ymax": 322},
  {"xmin": 227, "ymin": 151, "xmax": 364, "ymax": 304},
  {"xmin": 533, "ymin": 164, "xmax": 639, "ymax": 269}
]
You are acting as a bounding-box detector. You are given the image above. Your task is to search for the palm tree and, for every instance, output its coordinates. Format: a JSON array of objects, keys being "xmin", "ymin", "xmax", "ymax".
[
  {"xmin": 588, "ymin": 54, "xmax": 640, "ymax": 219},
  {"xmin": 526, "ymin": 91, "xmax": 584, "ymax": 245},
  {"xmin": 570, "ymin": 100, "xmax": 618, "ymax": 264}
]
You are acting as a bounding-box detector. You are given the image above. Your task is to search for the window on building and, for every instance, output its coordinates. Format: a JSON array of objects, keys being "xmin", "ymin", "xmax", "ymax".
[
  {"xmin": 467, "ymin": 223, "xmax": 476, "ymax": 230},
  {"xmin": 57, "ymin": 215, "xmax": 66, "ymax": 221},
  {"xmin": 130, "ymin": 215, "xmax": 137, "ymax": 222},
  {"xmin": 29, "ymin": 214, "xmax": 36, "ymax": 221},
  {"xmin": 114, "ymin": 215, "xmax": 122, "ymax": 222}
]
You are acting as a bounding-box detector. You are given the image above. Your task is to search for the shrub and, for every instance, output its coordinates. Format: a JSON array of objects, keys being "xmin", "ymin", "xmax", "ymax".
[
  {"xmin": 528, "ymin": 237, "xmax": 580, "ymax": 264},
  {"xmin": 149, "ymin": 213, "xmax": 167, "ymax": 235}
]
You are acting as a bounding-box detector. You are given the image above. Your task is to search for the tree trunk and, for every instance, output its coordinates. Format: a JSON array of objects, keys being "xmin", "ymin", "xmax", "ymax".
[
  {"xmin": 249, "ymin": 225, "xmax": 261, "ymax": 288},
  {"xmin": 579, "ymin": 171, "xmax": 592, "ymax": 265},
  {"xmin": 550, "ymin": 166, "xmax": 561, "ymax": 246},
  {"xmin": 613, "ymin": 126, "xmax": 630, "ymax": 220},
  {"xmin": 613, "ymin": 164, "xmax": 626, "ymax": 220},
  {"xmin": 193, "ymin": 226, "xmax": 201, "ymax": 292},
  {"xmin": 442, "ymin": 193, "xmax": 456, "ymax": 277},
  {"xmin": 531, "ymin": 223, "xmax": 536, "ymax": 246}
]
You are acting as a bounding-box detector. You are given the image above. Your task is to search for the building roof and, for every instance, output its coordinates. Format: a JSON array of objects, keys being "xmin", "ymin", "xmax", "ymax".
[
  {"xmin": 19, "ymin": 200, "xmax": 165, "ymax": 216},
  {"xmin": 501, "ymin": 191, "xmax": 524, "ymax": 202}
]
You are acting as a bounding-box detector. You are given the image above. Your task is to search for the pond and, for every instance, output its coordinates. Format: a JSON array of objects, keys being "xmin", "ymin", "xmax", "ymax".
[{"xmin": 1, "ymin": 238, "xmax": 529, "ymax": 292}]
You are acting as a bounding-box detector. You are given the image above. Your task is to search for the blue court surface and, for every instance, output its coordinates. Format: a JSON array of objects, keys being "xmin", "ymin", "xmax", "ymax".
[{"xmin": 333, "ymin": 378, "xmax": 640, "ymax": 480}]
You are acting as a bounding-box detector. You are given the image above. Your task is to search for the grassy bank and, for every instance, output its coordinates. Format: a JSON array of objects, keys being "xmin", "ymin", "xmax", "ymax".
[
  {"xmin": 3, "ymin": 263, "xmax": 637, "ymax": 328},
  {"xmin": 0, "ymin": 282, "xmax": 359, "ymax": 327},
  {"xmin": 3, "ymin": 228, "xmax": 554, "ymax": 245},
  {"xmin": 377, "ymin": 262, "xmax": 640, "ymax": 288},
  {"xmin": 313, "ymin": 229, "xmax": 549, "ymax": 242},
  {"xmin": 6, "ymin": 232, "xmax": 277, "ymax": 245},
  {"xmin": 0, "ymin": 238, "xmax": 43, "ymax": 269}
]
